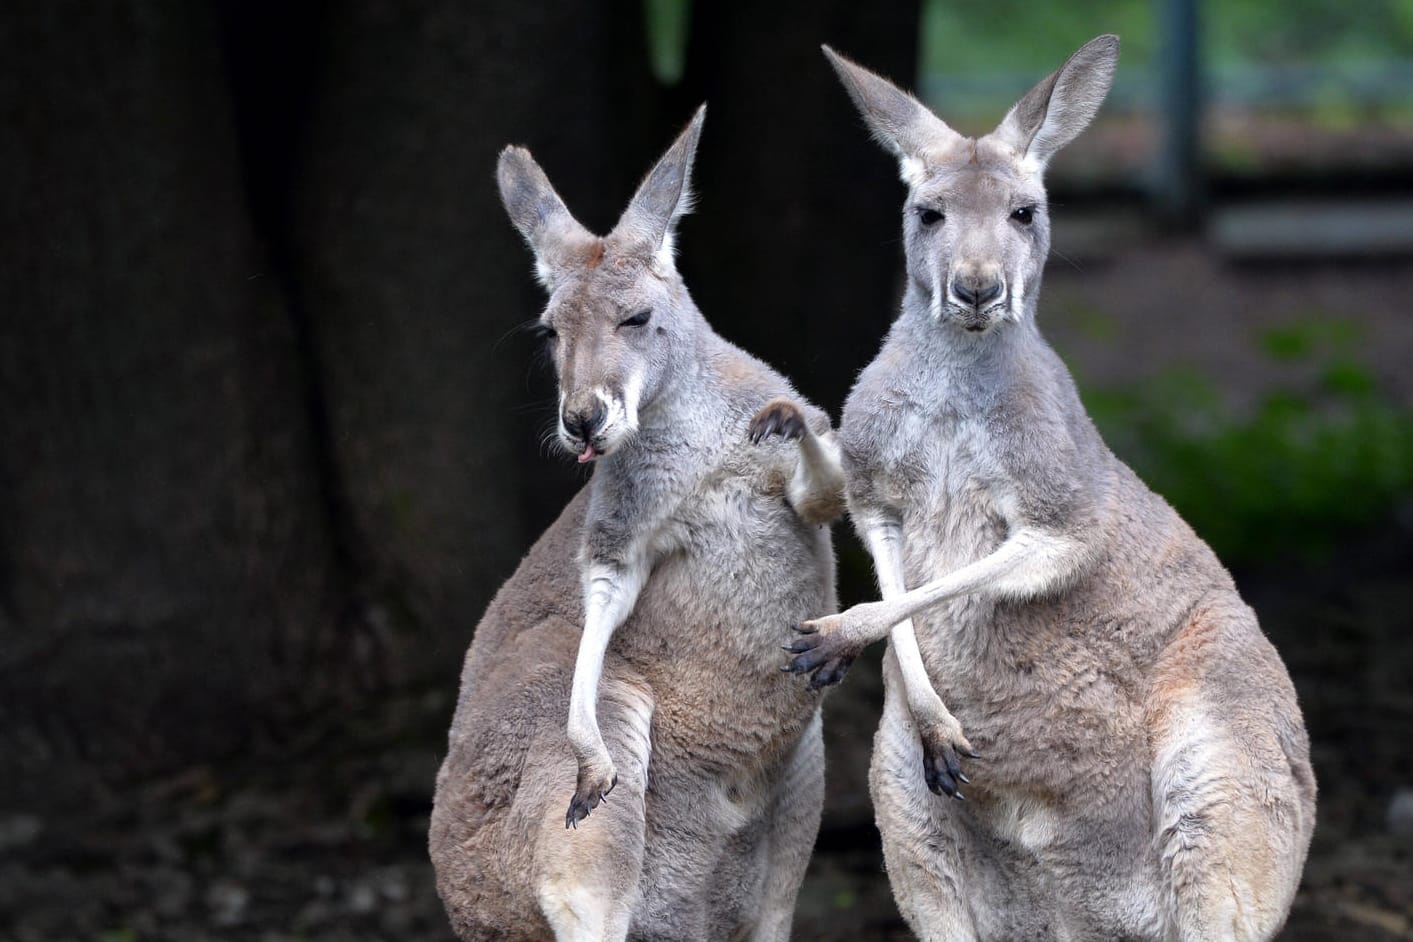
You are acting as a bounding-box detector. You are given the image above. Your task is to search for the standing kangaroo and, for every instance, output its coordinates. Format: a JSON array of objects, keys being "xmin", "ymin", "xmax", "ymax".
[
  {"xmin": 429, "ymin": 108, "xmax": 846, "ymax": 942},
  {"xmin": 782, "ymin": 37, "xmax": 1316, "ymax": 941}
]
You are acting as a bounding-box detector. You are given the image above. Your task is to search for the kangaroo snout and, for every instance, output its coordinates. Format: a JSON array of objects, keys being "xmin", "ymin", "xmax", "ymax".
[
  {"xmin": 949, "ymin": 264, "xmax": 1004, "ymax": 310},
  {"xmin": 561, "ymin": 397, "xmax": 608, "ymax": 443}
]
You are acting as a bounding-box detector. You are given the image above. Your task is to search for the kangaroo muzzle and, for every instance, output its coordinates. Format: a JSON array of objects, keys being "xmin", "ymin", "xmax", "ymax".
[
  {"xmin": 560, "ymin": 385, "xmax": 635, "ymax": 463},
  {"xmin": 562, "ymin": 398, "xmax": 607, "ymax": 444},
  {"xmin": 946, "ymin": 260, "xmax": 1007, "ymax": 330}
]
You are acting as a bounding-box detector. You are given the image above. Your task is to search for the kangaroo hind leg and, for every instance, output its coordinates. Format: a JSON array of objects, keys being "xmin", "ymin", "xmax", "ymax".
[
  {"xmin": 535, "ymin": 676, "xmax": 655, "ymax": 942},
  {"xmin": 1150, "ymin": 601, "xmax": 1315, "ymax": 942}
]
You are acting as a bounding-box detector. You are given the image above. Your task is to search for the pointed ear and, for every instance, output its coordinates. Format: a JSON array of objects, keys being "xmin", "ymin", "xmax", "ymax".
[
  {"xmin": 991, "ymin": 34, "xmax": 1119, "ymax": 172},
  {"xmin": 497, "ymin": 145, "xmax": 591, "ymax": 288},
  {"xmin": 613, "ymin": 104, "xmax": 706, "ymax": 266},
  {"xmin": 822, "ymin": 45, "xmax": 961, "ymax": 183}
]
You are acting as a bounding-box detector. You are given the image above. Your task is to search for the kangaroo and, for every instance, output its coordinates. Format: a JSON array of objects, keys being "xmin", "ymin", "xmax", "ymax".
[
  {"xmin": 429, "ymin": 107, "xmax": 846, "ymax": 942},
  {"xmin": 781, "ymin": 37, "xmax": 1316, "ymax": 941}
]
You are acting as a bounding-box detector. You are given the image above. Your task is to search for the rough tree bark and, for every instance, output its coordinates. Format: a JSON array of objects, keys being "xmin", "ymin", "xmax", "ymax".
[
  {"xmin": 0, "ymin": 1, "xmax": 340, "ymax": 809},
  {"xmin": 290, "ymin": 0, "xmax": 654, "ymax": 683},
  {"xmin": 675, "ymin": 1, "xmax": 921, "ymax": 417}
]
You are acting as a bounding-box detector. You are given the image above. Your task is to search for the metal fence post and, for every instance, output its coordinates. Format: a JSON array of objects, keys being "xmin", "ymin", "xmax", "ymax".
[{"xmin": 1154, "ymin": 0, "xmax": 1202, "ymax": 226}]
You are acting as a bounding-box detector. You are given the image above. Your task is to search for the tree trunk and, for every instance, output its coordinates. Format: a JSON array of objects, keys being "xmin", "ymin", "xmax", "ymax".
[
  {"xmin": 675, "ymin": 2, "xmax": 921, "ymax": 416},
  {"xmin": 0, "ymin": 1, "xmax": 341, "ymax": 809},
  {"xmin": 290, "ymin": 0, "xmax": 654, "ymax": 683}
]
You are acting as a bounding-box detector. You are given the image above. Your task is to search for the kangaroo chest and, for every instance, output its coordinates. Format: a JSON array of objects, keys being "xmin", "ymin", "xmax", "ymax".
[
  {"xmin": 878, "ymin": 402, "xmax": 1011, "ymax": 593},
  {"xmin": 874, "ymin": 398, "xmax": 1139, "ymax": 763},
  {"xmin": 617, "ymin": 470, "xmax": 831, "ymax": 763}
]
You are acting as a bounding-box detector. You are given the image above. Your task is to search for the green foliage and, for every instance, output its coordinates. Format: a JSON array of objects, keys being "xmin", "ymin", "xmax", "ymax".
[
  {"xmin": 1082, "ymin": 323, "xmax": 1413, "ymax": 564},
  {"xmin": 1259, "ymin": 318, "xmax": 1361, "ymax": 361},
  {"xmin": 1207, "ymin": 0, "xmax": 1413, "ymax": 68},
  {"xmin": 920, "ymin": 0, "xmax": 1156, "ymax": 76},
  {"xmin": 920, "ymin": 0, "xmax": 1413, "ymax": 74},
  {"xmin": 644, "ymin": 0, "xmax": 691, "ymax": 85},
  {"xmin": 919, "ymin": 0, "xmax": 1413, "ymax": 121}
]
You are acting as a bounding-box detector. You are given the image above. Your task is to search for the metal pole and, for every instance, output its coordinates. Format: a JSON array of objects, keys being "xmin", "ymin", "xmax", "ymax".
[{"xmin": 1155, "ymin": 0, "xmax": 1202, "ymax": 226}]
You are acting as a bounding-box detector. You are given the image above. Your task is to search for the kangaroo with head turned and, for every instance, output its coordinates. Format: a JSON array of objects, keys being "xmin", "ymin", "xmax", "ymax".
[
  {"xmin": 429, "ymin": 108, "xmax": 846, "ymax": 941},
  {"xmin": 783, "ymin": 36, "xmax": 1316, "ymax": 940}
]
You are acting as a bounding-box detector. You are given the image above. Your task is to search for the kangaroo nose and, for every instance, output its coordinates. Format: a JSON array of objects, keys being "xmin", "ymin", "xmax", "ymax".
[
  {"xmin": 951, "ymin": 276, "xmax": 1003, "ymax": 308},
  {"xmin": 563, "ymin": 400, "xmax": 607, "ymax": 441}
]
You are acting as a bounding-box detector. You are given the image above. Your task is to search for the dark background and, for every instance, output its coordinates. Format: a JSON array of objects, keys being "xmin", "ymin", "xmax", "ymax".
[{"xmin": 3, "ymin": 1, "xmax": 1411, "ymax": 939}]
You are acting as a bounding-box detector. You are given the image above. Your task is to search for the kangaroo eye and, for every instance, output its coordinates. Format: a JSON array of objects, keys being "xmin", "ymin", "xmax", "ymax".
[
  {"xmin": 917, "ymin": 208, "xmax": 944, "ymax": 226},
  {"xmin": 530, "ymin": 321, "xmax": 557, "ymax": 341},
  {"xmin": 1011, "ymin": 206, "xmax": 1036, "ymax": 225},
  {"xmin": 618, "ymin": 309, "xmax": 652, "ymax": 329}
]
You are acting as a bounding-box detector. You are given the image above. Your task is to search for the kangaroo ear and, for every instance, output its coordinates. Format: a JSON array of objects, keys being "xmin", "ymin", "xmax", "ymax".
[
  {"xmin": 613, "ymin": 105, "xmax": 706, "ymax": 267},
  {"xmin": 822, "ymin": 45, "xmax": 961, "ymax": 184},
  {"xmin": 992, "ymin": 34, "xmax": 1119, "ymax": 173},
  {"xmin": 497, "ymin": 145, "xmax": 592, "ymax": 289}
]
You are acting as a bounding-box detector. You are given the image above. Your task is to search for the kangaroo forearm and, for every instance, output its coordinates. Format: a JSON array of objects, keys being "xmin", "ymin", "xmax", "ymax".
[
  {"xmin": 867, "ymin": 528, "xmax": 1084, "ymax": 634},
  {"xmin": 863, "ymin": 521, "xmax": 949, "ymax": 722},
  {"xmin": 788, "ymin": 430, "xmax": 847, "ymax": 524},
  {"xmin": 567, "ymin": 561, "xmax": 646, "ymax": 759}
]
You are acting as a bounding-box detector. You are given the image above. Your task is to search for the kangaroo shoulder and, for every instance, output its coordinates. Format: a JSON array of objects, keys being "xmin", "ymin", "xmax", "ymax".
[{"xmin": 711, "ymin": 340, "xmax": 832, "ymax": 435}]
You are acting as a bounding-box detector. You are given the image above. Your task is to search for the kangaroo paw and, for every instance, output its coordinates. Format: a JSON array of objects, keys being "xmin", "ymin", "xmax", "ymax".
[
  {"xmin": 748, "ymin": 398, "xmax": 808, "ymax": 445},
  {"xmin": 565, "ymin": 762, "xmax": 618, "ymax": 830},
  {"xmin": 919, "ymin": 722, "xmax": 979, "ymax": 800},
  {"xmin": 783, "ymin": 615, "xmax": 864, "ymax": 689}
]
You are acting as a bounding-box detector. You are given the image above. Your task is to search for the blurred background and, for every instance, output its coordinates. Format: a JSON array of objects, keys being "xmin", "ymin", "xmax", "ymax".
[{"xmin": 2, "ymin": 0, "xmax": 1411, "ymax": 939}]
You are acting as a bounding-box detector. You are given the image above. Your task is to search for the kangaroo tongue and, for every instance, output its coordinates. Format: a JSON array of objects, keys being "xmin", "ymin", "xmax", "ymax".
[{"xmin": 577, "ymin": 444, "xmax": 597, "ymax": 464}]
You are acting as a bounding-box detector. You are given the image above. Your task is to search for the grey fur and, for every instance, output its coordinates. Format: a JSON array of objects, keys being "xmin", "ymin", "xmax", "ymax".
[
  {"xmin": 430, "ymin": 110, "xmax": 845, "ymax": 941},
  {"xmin": 801, "ymin": 36, "xmax": 1316, "ymax": 941}
]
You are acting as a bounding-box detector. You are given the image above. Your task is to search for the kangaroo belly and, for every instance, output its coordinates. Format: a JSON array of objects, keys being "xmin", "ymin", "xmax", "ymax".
[{"xmin": 614, "ymin": 483, "xmax": 834, "ymax": 763}]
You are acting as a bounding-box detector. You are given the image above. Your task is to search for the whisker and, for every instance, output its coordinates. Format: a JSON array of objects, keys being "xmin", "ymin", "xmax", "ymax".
[
  {"xmin": 1051, "ymin": 247, "xmax": 1084, "ymax": 274},
  {"xmin": 493, "ymin": 318, "xmax": 546, "ymax": 354}
]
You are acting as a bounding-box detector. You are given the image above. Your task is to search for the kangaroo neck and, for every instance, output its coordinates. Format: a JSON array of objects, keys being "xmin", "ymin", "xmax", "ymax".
[{"xmin": 898, "ymin": 282, "xmax": 1044, "ymax": 393}]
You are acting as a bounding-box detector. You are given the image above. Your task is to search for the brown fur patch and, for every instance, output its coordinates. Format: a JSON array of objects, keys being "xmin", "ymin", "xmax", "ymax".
[
  {"xmin": 795, "ymin": 489, "xmax": 847, "ymax": 526},
  {"xmin": 582, "ymin": 240, "xmax": 606, "ymax": 270},
  {"xmin": 716, "ymin": 354, "xmax": 762, "ymax": 389},
  {"xmin": 1146, "ymin": 602, "xmax": 1222, "ymax": 730}
]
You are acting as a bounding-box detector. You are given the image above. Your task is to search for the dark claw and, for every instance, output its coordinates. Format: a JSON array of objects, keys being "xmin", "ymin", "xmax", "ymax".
[
  {"xmin": 921, "ymin": 735, "xmax": 980, "ymax": 800},
  {"xmin": 927, "ymin": 773, "xmax": 956, "ymax": 798},
  {"xmin": 749, "ymin": 401, "xmax": 808, "ymax": 446},
  {"xmin": 781, "ymin": 638, "xmax": 817, "ymax": 654},
  {"xmin": 807, "ymin": 657, "xmax": 856, "ymax": 690},
  {"xmin": 786, "ymin": 649, "xmax": 831, "ymax": 674},
  {"xmin": 565, "ymin": 773, "xmax": 617, "ymax": 829},
  {"xmin": 565, "ymin": 795, "xmax": 596, "ymax": 829},
  {"xmin": 793, "ymin": 622, "xmax": 819, "ymax": 635}
]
